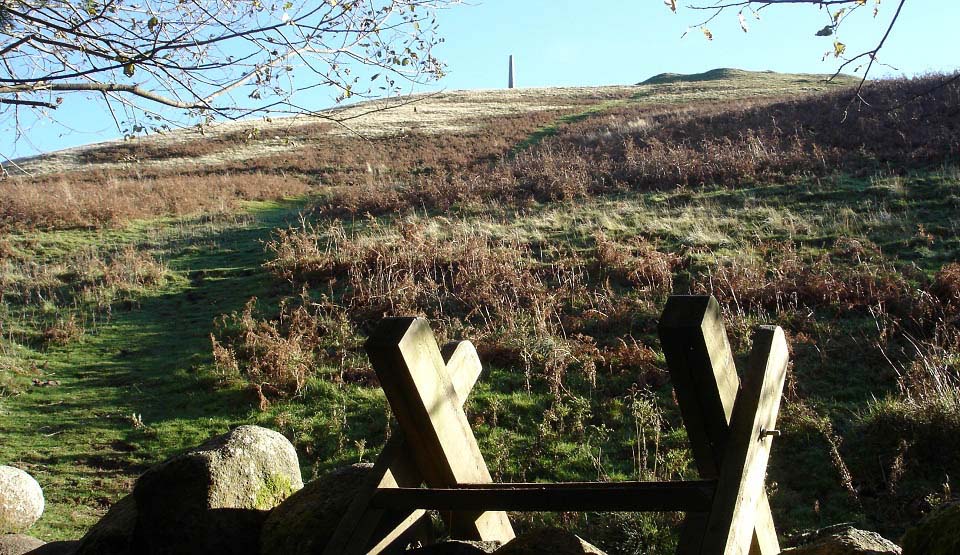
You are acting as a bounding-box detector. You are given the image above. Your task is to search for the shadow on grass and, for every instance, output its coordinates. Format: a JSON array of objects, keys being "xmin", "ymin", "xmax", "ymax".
[{"xmin": 0, "ymin": 200, "xmax": 305, "ymax": 539}]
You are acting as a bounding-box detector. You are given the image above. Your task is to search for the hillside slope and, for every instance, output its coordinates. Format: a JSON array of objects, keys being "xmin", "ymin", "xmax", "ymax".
[
  {"xmin": 7, "ymin": 69, "xmax": 853, "ymax": 177},
  {"xmin": 1, "ymin": 70, "xmax": 958, "ymax": 552}
]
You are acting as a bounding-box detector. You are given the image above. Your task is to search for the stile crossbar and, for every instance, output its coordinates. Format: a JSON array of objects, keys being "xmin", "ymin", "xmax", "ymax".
[
  {"xmin": 370, "ymin": 480, "xmax": 718, "ymax": 512},
  {"xmin": 324, "ymin": 295, "xmax": 789, "ymax": 555}
]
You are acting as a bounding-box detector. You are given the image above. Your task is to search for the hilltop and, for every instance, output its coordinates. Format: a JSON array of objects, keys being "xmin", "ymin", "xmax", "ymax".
[
  {"xmin": 641, "ymin": 67, "xmax": 773, "ymax": 84},
  {"xmin": 7, "ymin": 69, "xmax": 854, "ymax": 178},
  {"xmin": 1, "ymin": 70, "xmax": 958, "ymax": 553},
  {"xmin": 638, "ymin": 67, "xmax": 859, "ymax": 87}
]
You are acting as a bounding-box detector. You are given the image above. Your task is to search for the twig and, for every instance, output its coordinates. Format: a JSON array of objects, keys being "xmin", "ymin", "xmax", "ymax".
[{"xmin": 834, "ymin": 0, "xmax": 907, "ymax": 120}]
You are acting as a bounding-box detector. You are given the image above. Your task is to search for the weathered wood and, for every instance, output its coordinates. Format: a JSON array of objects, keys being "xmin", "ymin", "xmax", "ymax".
[
  {"xmin": 659, "ymin": 296, "xmax": 780, "ymax": 555},
  {"xmin": 371, "ymin": 480, "xmax": 717, "ymax": 512},
  {"xmin": 366, "ymin": 318, "xmax": 515, "ymax": 542},
  {"xmin": 325, "ymin": 340, "xmax": 488, "ymax": 555},
  {"xmin": 324, "ymin": 436, "xmax": 418, "ymax": 555},
  {"xmin": 366, "ymin": 509, "xmax": 429, "ymax": 555},
  {"xmin": 700, "ymin": 326, "xmax": 788, "ymax": 555},
  {"xmin": 659, "ymin": 295, "xmax": 740, "ymax": 477},
  {"xmin": 329, "ymin": 301, "xmax": 789, "ymax": 555}
]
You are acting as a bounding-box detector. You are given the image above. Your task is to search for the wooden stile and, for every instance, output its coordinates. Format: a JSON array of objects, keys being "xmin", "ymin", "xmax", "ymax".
[{"xmin": 327, "ymin": 296, "xmax": 788, "ymax": 555}]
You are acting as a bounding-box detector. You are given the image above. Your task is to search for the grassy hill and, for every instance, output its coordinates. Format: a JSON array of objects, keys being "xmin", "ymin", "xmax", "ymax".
[{"xmin": 1, "ymin": 69, "xmax": 958, "ymax": 552}]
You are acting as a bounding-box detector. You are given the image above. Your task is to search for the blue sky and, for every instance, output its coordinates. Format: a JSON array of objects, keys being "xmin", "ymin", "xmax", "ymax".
[{"xmin": 4, "ymin": 0, "xmax": 957, "ymax": 159}]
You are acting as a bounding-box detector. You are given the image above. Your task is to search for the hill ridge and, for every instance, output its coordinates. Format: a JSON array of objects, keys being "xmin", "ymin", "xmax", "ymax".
[{"xmin": 641, "ymin": 67, "xmax": 820, "ymax": 85}]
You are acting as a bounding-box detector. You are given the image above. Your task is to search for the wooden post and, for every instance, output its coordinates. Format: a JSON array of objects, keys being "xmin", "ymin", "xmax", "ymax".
[
  {"xmin": 659, "ymin": 296, "xmax": 781, "ymax": 555},
  {"xmin": 701, "ymin": 326, "xmax": 788, "ymax": 555},
  {"xmin": 323, "ymin": 340, "xmax": 492, "ymax": 555},
  {"xmin": 365, "ymin": 318, "xmax": 515, "ymax": 542}
]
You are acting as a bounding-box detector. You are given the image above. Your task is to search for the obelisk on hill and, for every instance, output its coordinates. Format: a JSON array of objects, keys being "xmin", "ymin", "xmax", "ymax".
[{"xmin": 508, "ymin": 55, "xmax": 515, "ymax": 89}]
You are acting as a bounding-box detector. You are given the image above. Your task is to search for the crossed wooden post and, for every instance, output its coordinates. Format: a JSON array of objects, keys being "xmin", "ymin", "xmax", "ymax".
[{"xmin": 326, "ymin": 295, "xmax": 789, "ymax": 555}]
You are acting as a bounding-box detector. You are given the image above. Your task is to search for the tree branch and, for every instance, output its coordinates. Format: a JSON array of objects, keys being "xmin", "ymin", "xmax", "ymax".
[
  {"xmin": 0, "ymin": 0, "xmax": 460, "ymax": 144},
  {"xmin": 0, "ymin": 97, "xmax": 59, "ymax": 109},
  {"xmin": 835, "ymin": 0, "xmax": 907, "ymax": 118},
  {"xmin": 0, "ymin": 82, "xmax": 206, "ymax": 109},
  {"xmin": 688, "ymin": 0, "xmax": 873, "ymax": 9}
]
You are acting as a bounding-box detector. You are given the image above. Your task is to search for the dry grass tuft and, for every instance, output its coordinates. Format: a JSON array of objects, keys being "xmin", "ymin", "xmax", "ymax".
[
  {"xmin": 933, "ymin": 263, "xmax": 960, "ymax": 317},
  {"xmin": 692, "ymin": 239, "xmax": 923, "ymax": 320},
  {"xmin": 225, "ymin": 217, "xmax": 683, "ymax": 401},
  {"xmin": 594, "ymin": 231, "xmax": 679, "ymax": 294},
  {"xmin": 1, "ymin": 244, "xmax": 168, "ymax": 345},
  {"xmin": 1, "ymin": 173, "xmax": 310, "ymax": 230}
]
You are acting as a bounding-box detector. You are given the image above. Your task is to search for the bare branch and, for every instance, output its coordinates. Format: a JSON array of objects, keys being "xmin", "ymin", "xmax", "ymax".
[
  {"xmin": 1, "ymin": 0, "xmax": 461, "ymax": 144},
  {"xmin": 0, "ymin": 82, "xmax": 207, "ymax": 109},
  {"xmin": 688, "ymin": 0, "xmax": 874, "ymax": 9},
  {"xmin": 0, "ymin": 97, "xmax": 58, "ymax": 109},
  {"xmin": 837, "ymin": 0, "xmax": 907, "ymax": 118}
]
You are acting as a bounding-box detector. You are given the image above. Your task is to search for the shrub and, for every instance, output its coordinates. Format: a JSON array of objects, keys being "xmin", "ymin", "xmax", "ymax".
[
  {"xmin": 1, "ymin": 243, "xmax": 168, "ymax": 346},
  {"xmin": 933, "ymin": 262, "xmax": 960, "ymax": 317},
  {"xmin": 211, "ymin": 294, "xmax": 365, "ymax": 401}
]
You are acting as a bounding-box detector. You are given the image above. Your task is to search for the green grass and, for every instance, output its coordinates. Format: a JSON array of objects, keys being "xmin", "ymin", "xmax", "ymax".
[
  {"xmin": 511, "ymin": 100, "xmax": 628, "ymax": 154},
  {"xmin": 5, "ymin": 166, "xmax": 957, "ymax": 545},
  {"xmin": 0, "ymin": 200, "xmax": 306, "ymax": 539}
]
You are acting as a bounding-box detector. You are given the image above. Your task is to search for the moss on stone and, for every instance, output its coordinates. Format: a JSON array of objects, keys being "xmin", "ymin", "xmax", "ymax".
[
  {"xmin": 260, "ymin": 464, "xmax": 372, "ymax": 555},
  {"xmin": 255, "ymin": 473, "xmax": 296, "ymax": 510}
]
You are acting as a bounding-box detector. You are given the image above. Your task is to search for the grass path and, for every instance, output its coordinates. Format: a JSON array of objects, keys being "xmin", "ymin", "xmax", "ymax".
[{"xmin": 0, "ymin": 201, "xmax": 305, "ymax": 540}]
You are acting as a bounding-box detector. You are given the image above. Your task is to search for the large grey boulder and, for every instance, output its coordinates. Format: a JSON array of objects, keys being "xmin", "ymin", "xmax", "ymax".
[
  {"xmin": 24, "ymin": 540, "xmax": 78, "ymax": 555},
  {"xmin": 76, "ymin": 425, "xmax": 302, "ymax": 555},
  {"xmin": 0, "ymin": 467, "xmax": 44, "ymax": 534},
  {"xmin": 260, "ymin": 463, "xmax": 375, "ymax": 555},
  {"xmin": 0, "ymin": 534, "xmax": 44, "ymax": 555},
  {"xmin": 901, "ymin": 501, "xmax": 960, "ymax": 555},
  {"xmin": 135, "ymin": 425, "xmax": 302, "ymax": 511},
  {"xmin": 493, "ymin": 529, "xmax": 606, "ymax": 555},
  {"xmin": 783, "ymin": 525, "xmax": 901, "ymax": 555},
  {"xmin": 73, "ymin": 494, "xmax": 136, "ymax": 555}
]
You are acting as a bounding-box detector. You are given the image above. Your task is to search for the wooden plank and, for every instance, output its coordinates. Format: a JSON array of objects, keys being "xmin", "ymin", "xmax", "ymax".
[
  {"xmin": 371, "ymin": 481, "xmax": 717, "ymax": 512},
  {"xmin": 324, "ymin": 340, "xmax": 487, "ymax": 555},
  {"xmin": 366, "ymin": 318, "xmax": 515, "ymax": 542},
  {"xmin": 658, "ymin": 296, "xmax": 780, "ymax": 555},
  {"xmin": 366, "ymin": 509, "xmax": 429, "ymax": 555},
  {"xmin": 659, "ymin": 295, "xmax": 739, "ymax": 476},
  {"xmin": 324, "ymin": 437, "xmax": 418, "ymax": 555},
  {"xmin": 454, "ymin": 480, "xmax": 710, "ymax": 490},
  {"xmin": 700, "ymin": 326, "xmax": 788, "ymax": 555},
  {"xmin": 442, "ymin": 340, "xmax": 484, "ymax": 404}
]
